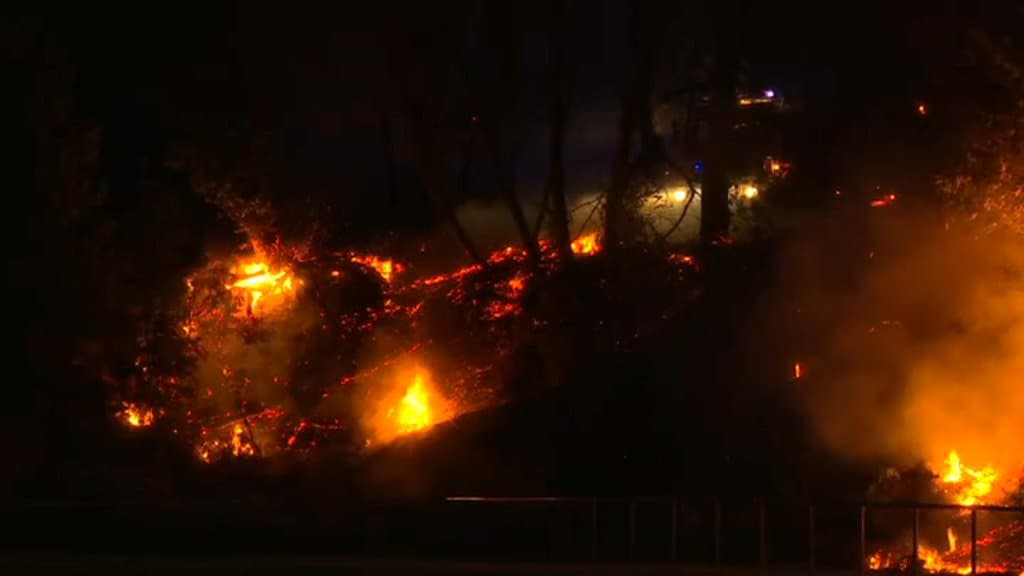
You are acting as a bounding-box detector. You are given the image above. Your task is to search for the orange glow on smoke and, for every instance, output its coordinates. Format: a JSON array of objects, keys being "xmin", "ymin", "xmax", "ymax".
[
  {"xmin": 120, "ymin": 402, "xmax": 155, "ymax": 428},
  {"xmin": 351, "ymin": 254, "xmax": 403, "ymax": 283},
  {"xmin": 570, "ymin": 232, "xmax": 601, "ymax": 256},
  {"xmin": 228, "ymin": 258, "xmax": 297, "ymax": 317}
]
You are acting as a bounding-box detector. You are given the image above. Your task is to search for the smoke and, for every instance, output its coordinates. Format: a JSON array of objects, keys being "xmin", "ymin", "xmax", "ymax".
[{"xmin": 783, "ymin": 204, "xmax": 1024, "ymax": 493}]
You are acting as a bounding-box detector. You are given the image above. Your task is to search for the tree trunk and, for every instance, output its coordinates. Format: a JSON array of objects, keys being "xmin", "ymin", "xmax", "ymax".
[
  {"xmin": 700, "ymin": 5, "xmax": 739, "ymax": 246},
  {"xmin": 378, "ymin": 109, "xmax": 400, "ymax": 223},
  {"xmin": 604, "ymin": 2, "xmax": 664, "ymax": 249},
  {"xmin": 546, "ymin": 0, "xmax": 572, "ymax": 261}
]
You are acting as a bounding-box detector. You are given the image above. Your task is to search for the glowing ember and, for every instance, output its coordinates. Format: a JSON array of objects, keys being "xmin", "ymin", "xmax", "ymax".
[
  {"xmin": 793, "ymin": 362, "xmax": 804, "ymax": 380},
  {"xmin": 870, "ymin": 193, "xmax": 897, "ymax": 208},
  {"xmin": 119, "ymin": 402, "xmax": 155, "ymax": 428},
  {"xmin": 227, "ymin": 258, "xmax": 297, "ymax": 317},
  {"xmin": 940, "ymin": 450, "xmax": 998, "ymax": 506},
  {"xmin": 570, "ymin": 232, "xmax": 601, "ymax": 256},
  {"xmin": 351, "ymin": 254, "xmax": 403, "ymax": 283}
]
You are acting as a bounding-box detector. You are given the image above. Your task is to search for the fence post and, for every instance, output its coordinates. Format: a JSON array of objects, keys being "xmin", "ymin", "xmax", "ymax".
[
  {"xmin": 714, "ymin": 497, "xmax": 722, "ymax": 566},
  {"xmin": 859, "ymin": 505, "xmax": 866, "ymax": 576},
  {"xmin": 911, "ymin": 507, "xmax": 920, "ymax": 576},
  {"xmin": 808, "ymin": 505, "xmax": 816, "ymax": 574},
  {"xmin": 628, "ymin": 500, "xmax": 637, "ymax": 560},
  {"xmin": 970, "ymin": 507, "xmax": 977, "ymax": 575},
  {"xmin": 759, "ymin": 500, "xmax": 767, "ymax": 569},
  {"xmin": 671, "ymin": 498, "xmax": 678, "ymax": 562},
  {"xmin": 591, "ymin": 498, "xmax": 598, "ymax": 560}
]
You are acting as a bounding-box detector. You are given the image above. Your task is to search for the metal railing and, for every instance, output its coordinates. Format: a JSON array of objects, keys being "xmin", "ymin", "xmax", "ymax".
[
  {"xmin": 858, "ymin": 502, "xmax": 1024, "ymax": 576},
  {"xmin": 446, "ymin": 496, "xmax": 1024, "ymax": 570}
]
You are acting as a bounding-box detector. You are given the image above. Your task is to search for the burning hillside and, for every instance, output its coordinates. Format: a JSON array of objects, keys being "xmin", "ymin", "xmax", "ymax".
[{"xmin": 111, "ymin": 218, "xmax": 694, "ymax": 464}]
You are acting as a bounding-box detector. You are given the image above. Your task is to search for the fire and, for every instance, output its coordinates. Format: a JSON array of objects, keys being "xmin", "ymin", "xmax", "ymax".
[
  {"xmin": 351, "ymin": 254, "xmax": 403, "ymax": 283},
  {"xmin": 230, "ymin": 423, "xmax": 256, "ymax": 457},
  {"xmin": 793, "ymin": 362, "xmax": 804, "ymax": 380},
  {"xmin": 227, "ymin": 258, "xmax": 297, "ymax": 317},
  {"xmin": 394, "ymin": 373, "xmax": 433, "ymax": 434},
  {"xmin": 940, "ymin": 450, "xmax": 998, "ymax": 506},
  {"xmin": 947, "ymin": 526, "xmax": 958, "ymax": 553},
  {"xmin": 570, "ymin": 232, "xmax": 601, "ymax": 256},
  {"xmin": 870, "ymin": 193, "xmax": 897, "ymax": 208},
  {"xmin": 119, "ymin": 402, "xmax": 155, "ymax": 428},
  {"xmin": 372, "ymin": 367, "xmax": 451, "ymax": 444}
]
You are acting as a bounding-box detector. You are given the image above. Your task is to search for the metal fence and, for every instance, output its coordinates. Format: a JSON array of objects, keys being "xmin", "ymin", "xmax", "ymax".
[{"xmin": 445, "ymin": 497, "xmax": 1024, "ymax": 571}]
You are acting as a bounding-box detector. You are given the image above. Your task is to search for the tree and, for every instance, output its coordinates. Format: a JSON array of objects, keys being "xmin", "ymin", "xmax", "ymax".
[
  {"xmin": 699, "ymin": 2, "xmax": 740, "ymax": 246},
  {"xmin": 543, "ymin": 0, "xmax": 573, "ymax": 261}
]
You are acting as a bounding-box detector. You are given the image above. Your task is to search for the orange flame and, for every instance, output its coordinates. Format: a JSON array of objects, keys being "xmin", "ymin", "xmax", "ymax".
[
  {"xmin": 119, "ymin": 402, "xmax": 155, "ymax": 428},
  {"xmin": 372, "ymin": 367, "xmax": 451, "ymax": 444},
  {"xmin": 227, "ymin": 258, "xmax": 297, "ymax": 317},
  {"xmin": 570, "ymin": 232, "xmax": 601, "ymax": 256},
  {"xmin": 351, "ymin": 254, "xmax": 403, "ymax": 283},
  {"xmin": 940, "ymin": 450, "xmax": 998, "ymax": 506}
]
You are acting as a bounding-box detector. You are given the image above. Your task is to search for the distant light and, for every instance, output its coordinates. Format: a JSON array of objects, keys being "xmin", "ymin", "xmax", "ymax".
[
  {"xmin": 916, "ymin": 103, "xmax": 928, "ymax": 116},
  {"xmin": 671, "ymin": 188, "xmax": 689, "ymax": 203},
  {"xmin": 764, "ymin": 89, "xmax": 775, "ymax": 99},
  {"xmin": 742, "ymin": 185, "xmax": 759, "ymax": 199},
  {"xmin": 694, "ymin": 162, "xmax": 703, "ymax": 172}
]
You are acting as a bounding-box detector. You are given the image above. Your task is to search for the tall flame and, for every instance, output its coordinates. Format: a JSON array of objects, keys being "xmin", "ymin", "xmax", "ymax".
[{"xmin": 941, "ymin": 450, "xmax": 998, "ymax": 506}]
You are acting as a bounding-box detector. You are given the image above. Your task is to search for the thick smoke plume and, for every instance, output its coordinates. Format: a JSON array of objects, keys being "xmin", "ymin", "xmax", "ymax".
[{"xmin": 783, "ymin": 205, "xmax": 1024, "ymax": 495}]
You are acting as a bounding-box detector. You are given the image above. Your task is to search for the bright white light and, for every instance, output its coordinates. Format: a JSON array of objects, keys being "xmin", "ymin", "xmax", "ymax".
[
  {"xmin": 764, "ymin": 89, "xmax": 775, "ymax": 98},
  {"xmin": 742, "ymin": 185, "xmax": 759, "ymax": 199},
  {"xmin": 671, "ymin": 188, "xmax": 688, "ymax": 203}
]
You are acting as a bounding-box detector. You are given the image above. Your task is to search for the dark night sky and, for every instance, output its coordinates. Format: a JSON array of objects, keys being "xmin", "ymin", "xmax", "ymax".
[{"xmin": 17, "ymin": 0, "xmax": 982, "ymax": 223}]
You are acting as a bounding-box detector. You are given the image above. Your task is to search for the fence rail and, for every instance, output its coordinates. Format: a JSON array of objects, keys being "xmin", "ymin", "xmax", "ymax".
[{"xmin": 445, "ymin": 496, "xmax": 1024, "ymax": 572}]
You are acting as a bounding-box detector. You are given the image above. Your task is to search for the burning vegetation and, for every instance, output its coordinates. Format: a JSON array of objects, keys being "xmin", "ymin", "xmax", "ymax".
[{"xmin": 112, "ymin": 208, "xmax": 704, "ymax": 467}]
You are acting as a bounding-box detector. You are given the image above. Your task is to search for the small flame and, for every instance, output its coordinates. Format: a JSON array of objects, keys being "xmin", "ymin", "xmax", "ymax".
[
  {"xmin": 351, "ymin": 254, "xmax": 403, "ymax": 283},
  {"xmin": 793, "ymin": 362, "xmax": 803, "ymax": 380},
  {"xmin": 230, "ymin": 423, "xmax": 256, "ymax": 457},
  {"xmin": 946, "ymin": 527, "xmax": 958, "ymax": 553},
  {"xmin": 372, "ymin": 367, "xmax": 452, "ymax": 444},
  {"xmin": 120, "ymin": 402, "xmax": 155, "ymax": 428},
  {"xmin": 394, "ymin": 373, "xmax": 432, "ymax": 435},
  {"xmin": 570, "ymin": 232, "xmax": 601, "ymax": 256},
  {"xmin": 227, "ymin": 257, "xmax": 297, "ymax": 317}
]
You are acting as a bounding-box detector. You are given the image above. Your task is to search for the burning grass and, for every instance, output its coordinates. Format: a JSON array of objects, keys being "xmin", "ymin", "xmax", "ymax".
[{"xmin": 110, "ymin": 227, "xmax": 700, "ymax": 465}]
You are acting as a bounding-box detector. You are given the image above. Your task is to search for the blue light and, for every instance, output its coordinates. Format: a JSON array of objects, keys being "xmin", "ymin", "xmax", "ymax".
[{"xmin": 694, "ymin": 162, "xmax": 703, "ymax": 172}]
